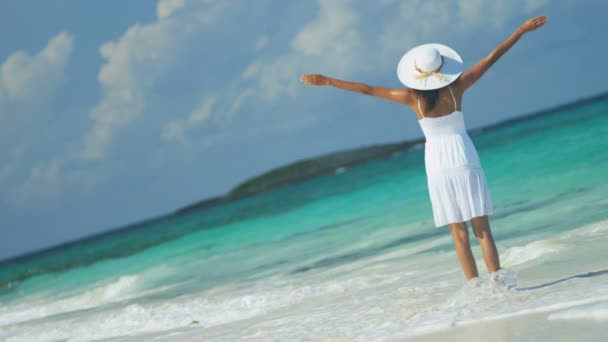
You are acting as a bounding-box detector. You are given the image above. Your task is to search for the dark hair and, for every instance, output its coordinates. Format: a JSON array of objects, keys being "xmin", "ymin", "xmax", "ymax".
[{"xmin": 415, "ymin": 89, "xmax": 440, "ymax": 112}]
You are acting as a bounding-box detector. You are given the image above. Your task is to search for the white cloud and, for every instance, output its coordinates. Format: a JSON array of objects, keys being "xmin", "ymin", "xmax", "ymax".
[
  {"xmin": 0, "ymin": 32, "xmax": 74, "ymax": 106},
  {"xmin": 457, "ymin": 0, "xmax": 549, "ymax": 31},
  {"xmin": 0, "ymin": 143, "xmax": 26, "ymax": 185},
  {"xmin": 157, "ymin": 0, "xmax": 186, "ymax": 18},
  {"xmin": 162, "ymin": 95, "xmax": 215, "ymax": 143},
  {"xmin": 241, "ymin": 61, "xmax": 261, "ymax": 80},
  {"xmin": 457, "ymin": 0, "xmax": 486, "ymax": 31},
  {"xmin": 291, "ymin": 0, "xmax": 359, "ymax": 59},
  {"xmin": 13, "ymin": 162, "xmax": 63, "ymax": 204},
  {"xmin": 160, "ymin": 0, "xmax": 358, "ymax": 146},
  {"xmin": 461, "ymin": 1, "xmax": 517, "ymax": 29},
  {"xmin": 81, "ymin": 19, "xmax": 184, "ymax": 159},
  {"xmin": 14, "ymin": 156, "xmax": 98, "ymax": 205},
  {"xmin": 29, "ymin": 158, "xmax": 64, "ymax": 184},
  {"xmin": 253, "ymin": 0, "xmax": 362, "ymax": 103},
  {"xmin": 0, "ymin": 32, "xmax": 73, "ymax": 189},
  {"xmin": 256, "ymin": 35, "xmax": 269, "ymax": 50},
  {"xmin": 10, "ymin": 1, "xmax": 233, "ymax": 202},
  {"xmin": 377, "ymin": 1, "xmax": 452, "ymax": 62},
  {"xmin": 524, "ymin": 0, "xmax": 549, "ymax": 13},
  {"xmin": 81, "ymin": 1, "xmax": 230, "ymax": 160},
  {"xmin": 227, "ymin": 88, "xmax": 255, "ymax": 121}
]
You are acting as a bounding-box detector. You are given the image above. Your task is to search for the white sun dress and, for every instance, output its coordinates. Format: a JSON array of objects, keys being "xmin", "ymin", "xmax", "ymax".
[{"xmin": 417, "ymin": 85, "xmax": 493, "ymax": 227}]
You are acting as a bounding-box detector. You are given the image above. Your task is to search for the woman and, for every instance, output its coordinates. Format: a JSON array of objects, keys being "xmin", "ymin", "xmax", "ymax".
[{"xmin": 300, "ymin": 16, "xmax": 548, "ymax": 281}]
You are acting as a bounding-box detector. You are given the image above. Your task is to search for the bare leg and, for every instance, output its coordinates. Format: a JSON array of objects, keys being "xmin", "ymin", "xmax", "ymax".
[
  {"xmin": 471, "ymin": 215, "xmax": 500, "ymax": 273},
  {"xmin": 449, "ymin": 222, "xmax": 478, "ymax": 280}
]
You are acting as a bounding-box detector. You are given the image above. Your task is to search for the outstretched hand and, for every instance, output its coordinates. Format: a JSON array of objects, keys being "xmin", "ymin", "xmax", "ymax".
[
  {"xmin": 519, "ymin": 15, "xmax": 549, "ymax": 34},
  {"xmin": 300, "ymin": 74, "xmax": 330, "ymax": 86}
]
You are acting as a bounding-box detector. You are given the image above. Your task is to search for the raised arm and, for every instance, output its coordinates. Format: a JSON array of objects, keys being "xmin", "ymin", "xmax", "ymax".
[
  {"xmin": 299, "ymin": 74, "xmax": 414, "ymax": 105},
  {"xmin": 458, "ymin": 15, "xmax": 548, "ymax": 92}
]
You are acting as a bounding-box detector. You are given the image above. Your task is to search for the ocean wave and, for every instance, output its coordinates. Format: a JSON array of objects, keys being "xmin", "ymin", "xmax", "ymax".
[
  {"xmin": 1, "ymin": 270, "xmax": 426, "ymax": 342},
  {"xmin": 500, "ymin": 240, "xmax": 565, "ymax": 267},
  {"xmin": 562, "ymin": 218, "xmax": 608, "ymax": 239},
  {"xmin": 500, "ymin": 218, "xmax": 608, "ymax": 268},
  {"xmin": 0, "ymin": 274, "xmax": 140, "ymax": 328},
  {"xmin": 548, "ymin": 302, "xmax": 608, "ymax": 321}
]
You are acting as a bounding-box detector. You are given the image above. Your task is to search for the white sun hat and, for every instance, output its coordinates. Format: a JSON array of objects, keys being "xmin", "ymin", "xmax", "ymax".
[{"xmin": 397, "ymin": 43, "xmax": 463, "ymax": 90}]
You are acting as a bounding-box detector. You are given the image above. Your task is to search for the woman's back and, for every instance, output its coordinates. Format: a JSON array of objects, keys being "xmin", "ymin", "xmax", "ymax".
[{"xmin": 412, "ymin": 82, "xmax": 464, "ymax": 120}]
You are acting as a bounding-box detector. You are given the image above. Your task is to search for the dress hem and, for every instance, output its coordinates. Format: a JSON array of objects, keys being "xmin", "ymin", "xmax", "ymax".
[{"xmin": 433, "ymin": 209, "xmax": 494, "ymax": 228}]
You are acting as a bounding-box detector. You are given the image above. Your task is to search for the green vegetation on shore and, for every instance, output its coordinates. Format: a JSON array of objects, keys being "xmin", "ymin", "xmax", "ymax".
[{"xmin": 175, "ymin": 139, "xmax": 424, "ymax": 214}]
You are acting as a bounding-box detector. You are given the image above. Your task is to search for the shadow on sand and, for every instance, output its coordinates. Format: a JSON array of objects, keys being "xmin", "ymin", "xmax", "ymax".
[{"xmin": 518, "ymin": 269, "xmax": 608, "ymax": 291}]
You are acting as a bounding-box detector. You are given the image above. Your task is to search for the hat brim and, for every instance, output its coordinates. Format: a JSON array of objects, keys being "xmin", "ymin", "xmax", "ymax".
[{"xmin": 397, "ymin": 43, "xmax": 463, "ymax": 90}]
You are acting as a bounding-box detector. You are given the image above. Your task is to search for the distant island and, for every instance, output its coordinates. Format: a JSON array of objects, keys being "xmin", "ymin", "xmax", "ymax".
[
  {"xmin": 174, "ymin": 91, "xmax": 608, "ymax": 216},
  {"xmin": 175, "ymin": 138, "xmax": 424, "ymax": 215}
]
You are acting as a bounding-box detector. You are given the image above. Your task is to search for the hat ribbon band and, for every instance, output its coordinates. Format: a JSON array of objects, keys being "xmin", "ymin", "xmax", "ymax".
[{"xmin": 414, "ymin": 56, "xmax": 447, "ymax": 82}]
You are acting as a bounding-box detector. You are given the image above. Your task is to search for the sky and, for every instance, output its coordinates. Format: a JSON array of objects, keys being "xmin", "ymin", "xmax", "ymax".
[{"xmin": 1, "ymin": 0, "xmax": 607, "ymax": 261}]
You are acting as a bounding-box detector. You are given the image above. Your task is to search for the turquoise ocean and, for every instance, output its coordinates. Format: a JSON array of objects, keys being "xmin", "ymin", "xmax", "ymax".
[{"xmin": 1, "ymin": 96, "xmax": 607, "ymax": 341}]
